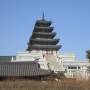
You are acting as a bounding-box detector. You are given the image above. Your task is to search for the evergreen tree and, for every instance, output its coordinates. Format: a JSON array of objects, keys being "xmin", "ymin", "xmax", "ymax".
[
  {"xmin": 86, "ymin": 50, "xmax": 90, "ymax": 72},
  {"xmin": 86, "ymin": 50, "xmax": 90, "ymax": 62}
]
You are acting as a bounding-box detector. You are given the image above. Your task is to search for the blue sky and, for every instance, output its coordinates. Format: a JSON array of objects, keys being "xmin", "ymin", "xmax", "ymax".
[{"xmin": 0, "ymin": 0, "xmax": 90, "ymax": 60}]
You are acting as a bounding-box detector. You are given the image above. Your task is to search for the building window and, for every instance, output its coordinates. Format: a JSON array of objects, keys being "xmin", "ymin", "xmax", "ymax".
[
  {"xmin": 38, "ymin": 64, "xmax": 40, "ymax": 68},
  {"xmin": 78, "ymin": 66, "xmax": 80, "ymax": 69},
  {"xmin": 68, "ymin": 66, "xmax": 77, "ymax": 69}
]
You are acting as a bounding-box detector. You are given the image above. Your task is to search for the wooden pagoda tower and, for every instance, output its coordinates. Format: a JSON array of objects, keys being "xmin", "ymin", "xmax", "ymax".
[{"xmin": 27, "ymin": 14, "xmax": 61, "ymax": 53}]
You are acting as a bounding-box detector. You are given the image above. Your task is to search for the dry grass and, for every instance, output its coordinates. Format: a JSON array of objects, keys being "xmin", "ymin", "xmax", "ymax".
[{"xmin": 0, "ymin": 79, "xmax": 90, "ymax": 90}]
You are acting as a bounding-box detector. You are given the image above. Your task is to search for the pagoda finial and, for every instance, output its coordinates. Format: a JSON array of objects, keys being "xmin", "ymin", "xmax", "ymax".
[{"xmin": 42, "ymin": 12, "xmax": 45, "ymax": 20}]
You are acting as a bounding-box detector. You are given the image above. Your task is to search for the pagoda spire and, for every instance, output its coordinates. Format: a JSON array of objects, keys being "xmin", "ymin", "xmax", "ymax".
[{"xmin": 42, "ymin": 12, "xmax": 45, "ymax": 20}]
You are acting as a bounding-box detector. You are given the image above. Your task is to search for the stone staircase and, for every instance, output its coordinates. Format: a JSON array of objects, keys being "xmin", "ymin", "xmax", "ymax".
[{"xmin": 45, "ymin": 54, "xmax": 62, "ymax": 72}]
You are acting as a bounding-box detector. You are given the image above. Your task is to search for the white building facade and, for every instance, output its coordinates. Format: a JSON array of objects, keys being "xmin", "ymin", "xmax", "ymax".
[{"xmin": 11, "ymin": 50, "xmax": 90, "ymax": 80}]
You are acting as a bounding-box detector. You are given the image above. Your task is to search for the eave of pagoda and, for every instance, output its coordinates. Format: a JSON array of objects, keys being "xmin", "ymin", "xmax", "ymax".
[
  {"xmin": 35, "ymin": 20, "xmax": 52, "ymax": 27},
  {"xmin": 31, "ymin": 38, "xmax": 59, "ymax": 44},
  {"xmin": 34, "ymin": 26, "xmax": 54, "ymax": 32},
  {"xmin": 29, "ymin": 38, "xmax": 59, "ymax": 45},
  {"xmin": 31, "ymin": 32, "xmax": 56, "ymax": 38},
  {"xmin": 27, "ymin": 45, "xmax": 61, "ymax": 50}
]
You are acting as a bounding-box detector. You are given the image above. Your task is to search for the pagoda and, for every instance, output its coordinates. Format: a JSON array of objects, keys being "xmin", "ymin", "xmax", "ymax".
[{"xmin": 27, "ymin": 14, "xmax": 61, "ymax": 53}]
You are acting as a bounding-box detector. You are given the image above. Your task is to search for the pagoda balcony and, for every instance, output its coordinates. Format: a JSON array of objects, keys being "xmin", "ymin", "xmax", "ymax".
[
  {"xmin": 34, "ymin": 26, "xmax": 54, "ymax": 32},
  {"xmin": 32, "ymin": 32, "xmax": 56, "ymax": 38},
  {"xmin": 35, "ymin": 20, "xmax": 52, "ymax": 26},
  {"xmin": 29, "ymin": 44, "xmax": 61, "ymax": 50},
  {"xmin": 30, "ymin": 38, "xmax": 59, "ymax": 44}
]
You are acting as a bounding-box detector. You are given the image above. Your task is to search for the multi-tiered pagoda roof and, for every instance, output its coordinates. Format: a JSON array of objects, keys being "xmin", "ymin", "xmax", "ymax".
[{"xmin": 27, "ymin": 14, "xmax": 61, "ymax": 51}]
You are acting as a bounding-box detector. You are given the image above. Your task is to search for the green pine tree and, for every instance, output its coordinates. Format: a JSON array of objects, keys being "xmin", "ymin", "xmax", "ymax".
[
  {"xmin": 86, "ymin": 50, "xmax": 90, "ymax": 72},
  {"xmin": 86, "ymin": 50, "xmax": 90, "ymax": 62}
]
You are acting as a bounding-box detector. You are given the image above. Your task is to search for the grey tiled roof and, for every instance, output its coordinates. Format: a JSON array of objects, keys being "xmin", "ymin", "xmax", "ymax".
[
  {"xmin": 0, "ymin": 61, "xmax": 51, "ymax": 76},
  {"xmin": 0, "ymin": 56, "xmax": 16, "ymax": 62}
]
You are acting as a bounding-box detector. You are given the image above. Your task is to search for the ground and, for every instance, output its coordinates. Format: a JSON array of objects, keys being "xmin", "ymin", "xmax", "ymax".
[{"xmin": 0, "ymin": 79, "xmax": 90, "ymax": 90}]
